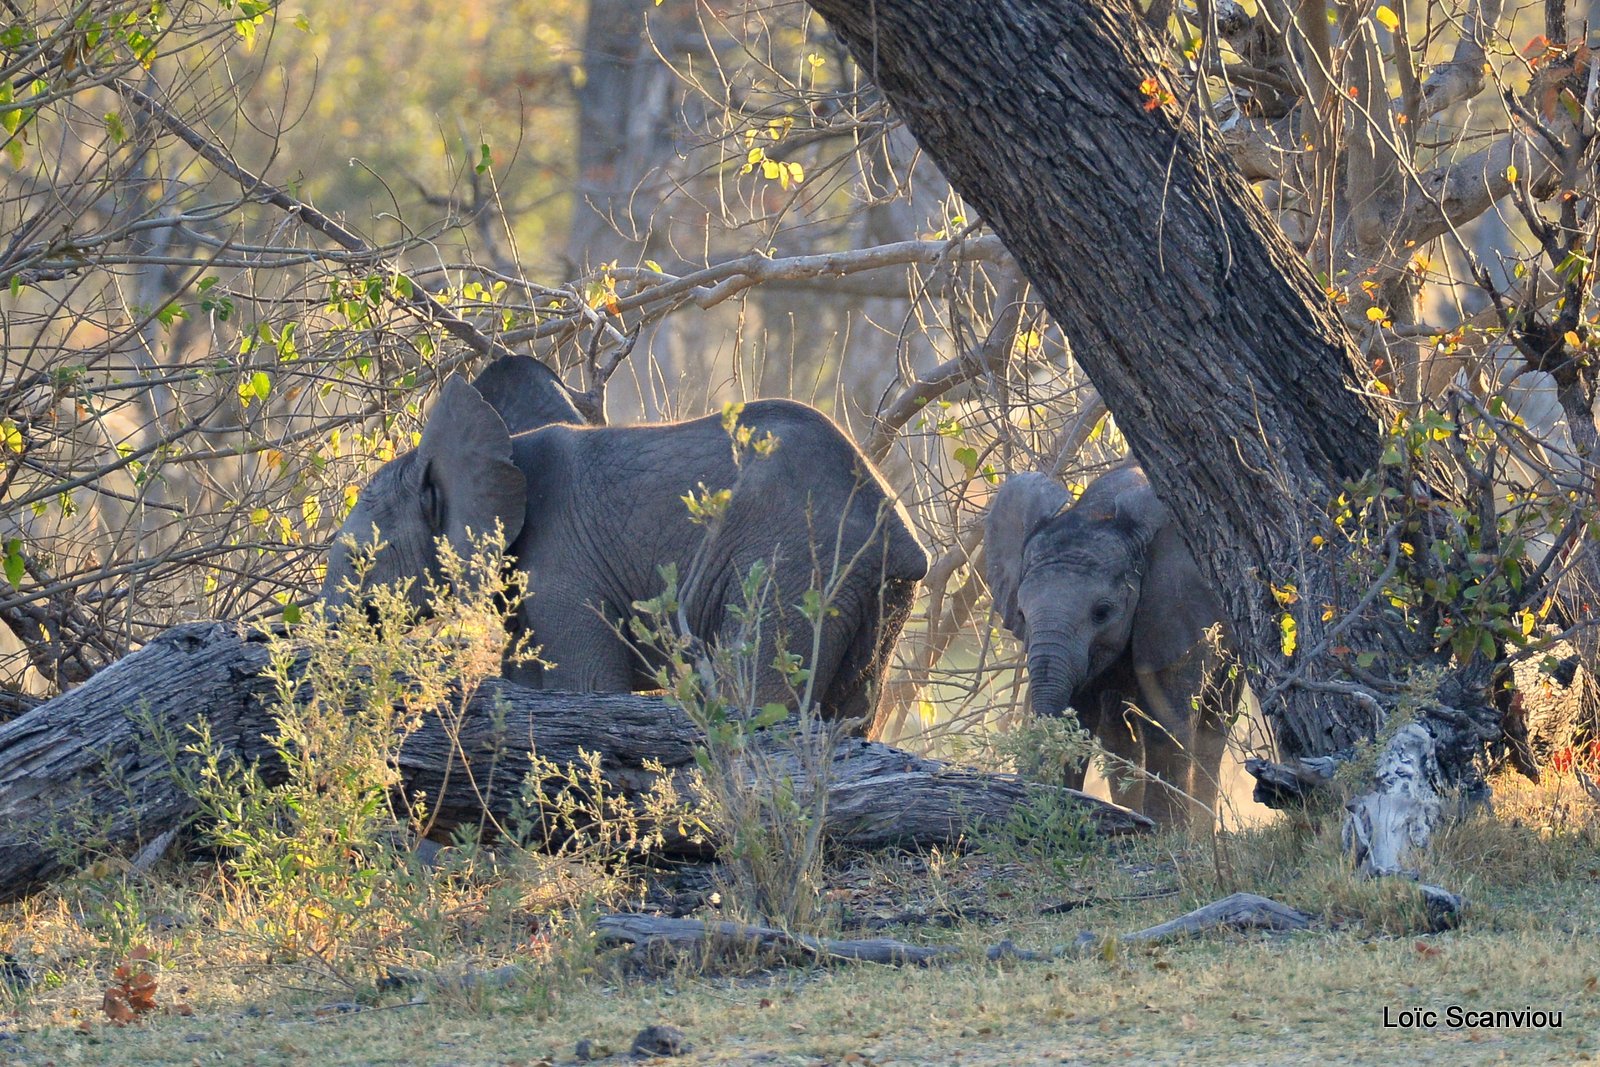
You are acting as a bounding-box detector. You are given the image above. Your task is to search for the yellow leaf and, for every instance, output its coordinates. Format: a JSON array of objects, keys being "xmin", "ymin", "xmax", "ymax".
[
  {"xmin": 1506, "ymin": 164, "xmax": 1518, "ymax": 183},
  {"xmin": 1366, "ymin": 306, "xmax": 1387, "ymax": 322},
  {"xmin": 0, "ymin": 418, "xmax": 22, "ymax": 453},
  {"xmin": 249, "ymin": 507, "xmax": 270, "ymax": 527},
  {"xmin": 1375, "ymin": 5, "xmax": 1399, "ymax": 31},
  {"xmin": 1565, "ymin": 330, "xmax": 1582, "ymax": 348},
  {"xmin": 1280, "ymin": 614, "xmax": 1298, "ymax": 657}
]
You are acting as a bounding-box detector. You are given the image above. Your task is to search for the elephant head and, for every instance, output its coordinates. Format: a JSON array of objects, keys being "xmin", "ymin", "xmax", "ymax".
[
  {"xmin": 468, "ymin": 352, "xmax": 583, "ymax": 433},
  {"xmin": 320, "ymin": 377, "xmax": 527, "ymax": 612},
  {"xmin": 985, "ymin": 466, "xmax": 1210, "ymax": 718}
]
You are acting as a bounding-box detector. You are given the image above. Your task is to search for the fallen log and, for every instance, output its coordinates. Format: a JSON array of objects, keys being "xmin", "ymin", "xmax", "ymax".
[
  {"xmin": 0, "ymin": 621, "xmax": 1151, "ymax": 902},
  {"xmin": 594, "ymin": 913, "xmax": 958, "ymax": 966},
  {"xmin": 989, "ymin": 891, "xmax": 1317, "ymax": 963},
  {"xmin": 1115, "ymin": 891, "xmax": 1312, "ymax": 944},
  {"xmin": 1243, "ymin": 753, "xmax": 1346, "ymax": 809}
]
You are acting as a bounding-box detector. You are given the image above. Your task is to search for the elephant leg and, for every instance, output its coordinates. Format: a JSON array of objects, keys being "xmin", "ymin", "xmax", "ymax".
[
  {"xmin": 1185, "ymin": 669, "xmax": 1244, "ymax": 822},
  {"xmin": 1140, "ymin": 718, "xmax": 1203, "ymax": 826},
  {"xmin": 523, "ymin": 598, "xmax": 635, "ymax": 692},
  {"xmin": 1184, "ymin": 711, "xmax": 1229, "ymax": 822},
  {"xmin": 821, "ymin": 577, "xmax": 918, "ymax": 738},
  {"xmin": 1096, "ymin": 699, "xmax": 1148, "ymax": 813},
  {"xmin": 1135, "ymin": 662, "xmax": 1225, "ymax": 827}
]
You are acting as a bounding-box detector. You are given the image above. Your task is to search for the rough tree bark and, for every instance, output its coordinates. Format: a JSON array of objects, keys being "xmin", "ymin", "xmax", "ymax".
[
  {"xmin": 804, "ymin": 0, "xmax": 1504, "ymax": 871},
  {"xmin": 0, "ymin": 622, "xmax": 1149, "ymax": 903}
]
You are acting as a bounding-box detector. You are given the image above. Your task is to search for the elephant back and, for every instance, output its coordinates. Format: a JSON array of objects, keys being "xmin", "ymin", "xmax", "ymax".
[{"xmin": 732, "ymin": 400, "xmax": 929, "ymax": 582}]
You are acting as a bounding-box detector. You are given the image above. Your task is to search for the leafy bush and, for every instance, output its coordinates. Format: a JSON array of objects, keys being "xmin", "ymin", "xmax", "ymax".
[{"xmin": 178, "ymin": 531, "xmax": 667, "ymax": 973}]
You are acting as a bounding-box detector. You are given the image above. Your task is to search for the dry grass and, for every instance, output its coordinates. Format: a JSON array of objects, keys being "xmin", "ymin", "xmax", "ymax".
[{"xmin": 2, "ymin": 770, "xmax": 1598, "ymax": 1065}]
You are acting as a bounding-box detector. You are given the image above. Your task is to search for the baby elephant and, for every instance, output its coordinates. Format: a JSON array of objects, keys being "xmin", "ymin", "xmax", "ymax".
[
  {"xmin": 321, "ymin": 356, "xmax": 928, "ymax": 737},
  {"xmin": 985, "ymin": 464, "xmax": 1239, "ymax": 825}
]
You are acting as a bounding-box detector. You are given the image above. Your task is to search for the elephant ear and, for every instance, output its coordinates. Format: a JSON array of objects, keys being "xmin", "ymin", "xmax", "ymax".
[
  {"xmin": 416, "ymin": 378, "xmax": 528, "ymax": 560},
  {"xmin": 1104, "ymin": 465, "xmax": 1169, "ymax": 533},
  {"xmin": 1130, "ymin": 521, "xmax": 1226, "ymax": 673},
  {"xmin": 984, "ymin": 472, "xmax": 1071, "ymax": 636},
  {"xmin": 469, "ymin": 354, "xmax": 582, "ymax": 434}
]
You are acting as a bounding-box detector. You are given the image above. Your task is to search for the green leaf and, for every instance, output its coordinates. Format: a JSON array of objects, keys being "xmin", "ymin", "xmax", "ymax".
[
  {"xmin": 3, "ymin": 539, "xmax": 24, "ymax": 587},
  {"xmin": 0, "ymin": 418, "xmax": 22, "ymax": 453},
  {"xmin": 238, "ymin": 371, "xmax": 272, "ymax": 405},
  {"xmin": 953, "ymin": 445, "xmax": 979, "ymax": 475},
  {"xmin": 753, "ymin": 703, "xmax": 788, "ymax": 729},
  {"xmin": 475, "ymin": 143, "xmax": 492, "ymax": 174}
]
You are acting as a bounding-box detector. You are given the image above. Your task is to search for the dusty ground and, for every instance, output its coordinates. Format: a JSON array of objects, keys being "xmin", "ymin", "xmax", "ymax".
[{"xmin": 6, "ymin": 772, "xmax": 1599, "ymax": 1067}]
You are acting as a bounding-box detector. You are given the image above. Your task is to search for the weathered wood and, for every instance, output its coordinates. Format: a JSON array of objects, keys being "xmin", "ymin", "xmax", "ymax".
[
  {"xmin": 0, "ymin": 621, "xmax": 1150, "ymax": 902},
  {"xmin": 1243, "ymin": 753, "xmax": 1346, "ymax": 809},
  {"xmin": 994, "ymin": 891, "xmax": 1315, "ymax": 962},
  {"xmin": 1116, "ymin": 892, "xmax": 1313, "ymax": 945},
  {"xmin": 1341, "ymin": 724, "xmax": 1442, "ymax": 878},
  {"xmin": 1503, "ymin": 640, "xmax": 1598, "ymax": 773},
  {"xmin": 593, "ymin": 913, "xmax": 958, "ymax": 966}
]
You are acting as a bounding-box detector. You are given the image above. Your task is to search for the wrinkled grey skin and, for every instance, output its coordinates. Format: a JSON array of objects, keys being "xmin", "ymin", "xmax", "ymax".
[
  {"xmin": 985, "ymin": 465, "xmax": 1240, "ymax": 825},
  {"xmin": 322, "ymin": 356, "xmax": 928, "ymax": 735}
]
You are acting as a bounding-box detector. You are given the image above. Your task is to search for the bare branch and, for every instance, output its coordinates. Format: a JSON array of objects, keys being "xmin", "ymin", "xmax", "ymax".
[
  {"xmin": 1420, "ymin": 0, "xmax": 1507, "ymax": 118},
  {"xmin": 865, "ymin": 266, "xmax": 1025, "ymax": 461}
]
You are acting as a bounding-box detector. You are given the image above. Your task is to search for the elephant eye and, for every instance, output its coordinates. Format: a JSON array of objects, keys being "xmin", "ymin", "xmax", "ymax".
[{"xmin": 1090, "ymin": 600, "xmax": 1115, "ymax": 625}]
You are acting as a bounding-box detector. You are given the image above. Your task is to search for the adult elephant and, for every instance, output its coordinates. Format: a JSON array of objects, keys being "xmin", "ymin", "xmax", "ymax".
[
  {"xmin": 984, "ymin": 464, "xmax": 1240, "ymax": 825},
  {"xmin": 321, "ymin": 356, "xmax": 928, "ymax": 736}
]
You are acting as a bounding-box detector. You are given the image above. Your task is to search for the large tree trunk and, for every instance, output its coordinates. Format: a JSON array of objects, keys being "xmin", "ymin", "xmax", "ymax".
[
  {"xmin": 803, "ymin": 0, "xmax": 1502, "ymax": 869},
  {"xmin": 0, "ymin": 622, "xmax": 1149, "ymax": 903}
]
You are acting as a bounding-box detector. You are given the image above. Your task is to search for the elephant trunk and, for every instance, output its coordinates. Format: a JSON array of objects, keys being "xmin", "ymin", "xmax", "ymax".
[
  {"xmin": 320, "ymin": 546, "xmax": 356, "ymax": 608},
  {"xmin": 1025, "ymin": 632, "xmax": 1089, "ymax": 718}
]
